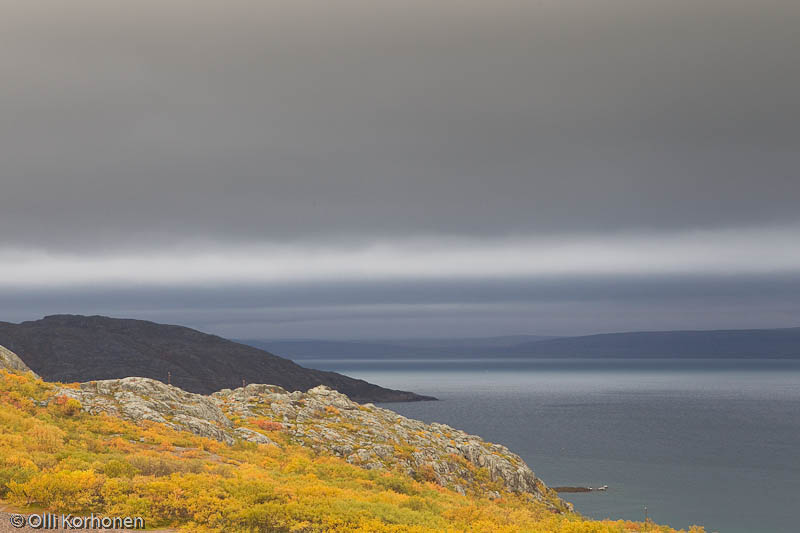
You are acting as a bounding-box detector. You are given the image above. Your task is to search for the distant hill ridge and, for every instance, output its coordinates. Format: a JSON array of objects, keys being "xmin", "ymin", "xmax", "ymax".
[
  {"xmin": 0, "ymin": 315, "xmax": 434, "ymax": 402},
  {"xmin": 240, "ymin": 335, "xmax": 559, "ymax": 359},
  {"xmin": 507, "ymin": 327, "xmax": 800, "ymax": 358},
  {"xmin": 244, "ymin": 327, "xmax": 800, "ymax": 359}
]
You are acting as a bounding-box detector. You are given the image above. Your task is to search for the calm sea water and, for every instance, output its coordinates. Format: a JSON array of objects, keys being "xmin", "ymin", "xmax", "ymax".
[{"xmin": 295, "ymin": 358, "xmax": 800, "ymax": 533}]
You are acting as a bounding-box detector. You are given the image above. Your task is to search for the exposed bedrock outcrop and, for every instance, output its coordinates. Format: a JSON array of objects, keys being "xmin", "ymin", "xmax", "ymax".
[
  {"xmin": 0, "ymin": 344, "xmax": 39, "ymax": 378},
  {"xmin": 54, "ymin": 377, "xmax": 568, "ymax": 511},
  {"xmin": 59, "ymin": 377, "xmax": 235, "ymax": 444}
]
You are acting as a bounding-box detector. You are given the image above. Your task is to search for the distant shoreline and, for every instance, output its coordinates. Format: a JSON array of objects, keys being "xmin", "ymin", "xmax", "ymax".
[{"xmin": 242, "ymin": 327, "xmax": 800, "ymax": 360}]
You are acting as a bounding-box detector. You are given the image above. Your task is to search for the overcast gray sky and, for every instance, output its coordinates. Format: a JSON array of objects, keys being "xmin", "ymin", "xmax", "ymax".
[{"xmin": 2, "ymin": 0, "xmax": 799, "ymax": 338}]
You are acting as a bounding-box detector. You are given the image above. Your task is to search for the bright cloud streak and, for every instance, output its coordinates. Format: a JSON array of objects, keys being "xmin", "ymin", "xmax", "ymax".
[{"xmin": 2, "ymin": 226, "xmax": 800, "ymax": 289}]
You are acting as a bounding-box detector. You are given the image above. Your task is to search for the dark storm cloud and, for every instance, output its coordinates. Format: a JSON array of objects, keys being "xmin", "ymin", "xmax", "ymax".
[
  {"xmin": 2, "ymin": 1, "xmax": 800, "ymax": 337},
  {"xmin": 1, "ymin": 0, "xmax": 799, "ymax": 250}
]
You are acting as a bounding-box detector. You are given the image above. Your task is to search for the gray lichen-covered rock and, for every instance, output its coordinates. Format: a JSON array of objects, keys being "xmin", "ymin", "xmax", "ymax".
[
  {"xmin": 0, "ymin": 344, "xmax": 39, "ymax": 378},
  {"xmin": 213, "ymin": 384, "xmax": 569, "ymax": 511},
  {"xmin": 52, "ymin": 376, "xmax": 567, "ymax": 510},
  {"xmin": 58, "ymin": 377, "xmax": 235, "ymax": 444},
  {"xmin": 234, "ymin": 427, "xmax": 277, "ymax": 446}
]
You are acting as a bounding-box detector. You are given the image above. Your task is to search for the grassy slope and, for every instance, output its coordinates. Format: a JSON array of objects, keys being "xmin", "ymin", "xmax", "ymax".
[{"xmin": 0, "ymin": 371, "xmax": 702, "ymax": 533}]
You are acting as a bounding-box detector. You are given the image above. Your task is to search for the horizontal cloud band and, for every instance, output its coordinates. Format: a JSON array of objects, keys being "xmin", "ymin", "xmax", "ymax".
[{"xmin": 2, "ymin": 226, "xmax": 800, "ymax": 288}]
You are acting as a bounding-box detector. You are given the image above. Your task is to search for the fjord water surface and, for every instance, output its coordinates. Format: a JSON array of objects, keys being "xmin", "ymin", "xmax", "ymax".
[{"xmin": 295, "ymin": 358, "xmax": 800, "ymax": 533}]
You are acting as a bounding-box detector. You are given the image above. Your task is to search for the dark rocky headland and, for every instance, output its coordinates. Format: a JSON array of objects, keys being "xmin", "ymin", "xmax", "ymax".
[{"xmin": 0, "ymin": 315, "xmax": 435, "ymax": 403}]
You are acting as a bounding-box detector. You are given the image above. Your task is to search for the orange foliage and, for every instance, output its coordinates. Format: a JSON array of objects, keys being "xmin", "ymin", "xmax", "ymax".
[
  {"xmin": 51, "ymin": 395, "xmax": 82, "ymax": 416},
  {"xmin": 252, "ymin": 419, "xmax": 283, "ymax": 431}
]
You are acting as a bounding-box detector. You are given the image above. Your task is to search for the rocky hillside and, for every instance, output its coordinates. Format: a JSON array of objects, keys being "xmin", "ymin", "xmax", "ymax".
[
  {"xmin": 57, "ymin": 376, "xmax": 564, "ymax": 509},
  {"xmin": 0, "ymin": 315, "xmax": 433, "ymax": 402},
  {"xmin": 0, "ymin": 348, "xmax": 701, "ymax": 532}
]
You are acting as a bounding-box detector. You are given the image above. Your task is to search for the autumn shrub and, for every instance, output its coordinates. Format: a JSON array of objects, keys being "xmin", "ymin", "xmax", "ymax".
[
  {"xmin": 127, "ymin": 454, "xmax": 204, "ymax": 477},
  {"xmin": 28, "ymin": 422, "xmax": 66, "ymax": 452},
  {"xmin": 413, "ymin": 464, "xmax": 438, "ymax": 483},
  {"xmin": 253, "ymin": 419, "xmax": 283, "ymax": 432},
  {"xmin": 375, "ymin": 474, "xmax": 417, "ymax": 496},
  {"xmin": 8, "ymin": 470, "xmax": 104, "ymax": 511},
  {"xmin": 0, "ymin": 466, "xmax": 36, "ymax": 497},
  {"xmin": 103, "ymin": 459, "xmax": 138, "ymax": 478},
  {"xmin": 50, "ymin": 395, "xmax": 83, "ymax": 416}
]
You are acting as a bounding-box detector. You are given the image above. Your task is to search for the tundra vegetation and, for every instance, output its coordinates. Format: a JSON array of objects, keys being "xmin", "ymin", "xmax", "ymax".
[{"xmin": 0, "ymin": 369, "xmax": 703, "ymax": 532}]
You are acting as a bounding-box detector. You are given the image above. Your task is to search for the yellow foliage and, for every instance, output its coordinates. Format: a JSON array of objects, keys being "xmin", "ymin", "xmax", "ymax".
[
  {"xmin": 9, "ymin": 470, "xmax": 103, "ymax": 511},
  {"xmin": 50, "ymin": 395, "xmax": 82, "ymax": 416},
  {"xmin": 0, "ymin": 371, "xmax": 704, "ymax": 533},
  {"xmin": 252, "ymin": 418, "xmax": 283, "ymax": 431},
  {"xmin": 28, "ymin": 422, "xmax": 66, "ymax": 452}
]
